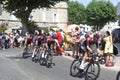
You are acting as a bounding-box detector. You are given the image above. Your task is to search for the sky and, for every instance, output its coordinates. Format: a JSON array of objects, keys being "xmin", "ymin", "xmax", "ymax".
[{"xmin": 71, "ymin": 0, "xmax": 120, "ymax": 6}]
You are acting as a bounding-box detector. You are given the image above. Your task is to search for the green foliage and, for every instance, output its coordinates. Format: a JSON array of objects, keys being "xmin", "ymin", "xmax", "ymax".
[
  {"xmin": 86, "ymin": 0, "xmax": 117, "ymax": 30},
  {"xmin": 26, "ymin": 21, "xmax": 38, "ymax": 32},
  {"xmin": 68, "ymin": 1, "xmax": 86, "ymax": 24},
  {"xmin": 0, "ymin": 24, "xmax": 7, "ymax": 31}
]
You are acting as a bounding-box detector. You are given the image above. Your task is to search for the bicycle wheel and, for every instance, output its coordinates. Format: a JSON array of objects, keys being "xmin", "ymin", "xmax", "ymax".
[
  {"xmin": 116, "ymin": 71, "xmax": 120, "ymax": 80},
  {"xmin": 46, "ymin": 51, "xmax": 53, "ymax": 68},
  {"xmin": 111, "ymin": 54, "xmax": 116, "ymax": 64},
  {"xmin": 22, "ymin": 48, "xmax": 27, "ymax": 58},
  {"xmin": 0, "ymin": 44, "xmax": 2, "ymax": 50},
  {"xmin": 38, "ymin": 50, "xmax": 45, "ymax": 65},
  {"xmin": 70, "ymin": 59, "xmax": 81, "ymax": 77},
  {"xmin": 34, "ymin": 50, "xmax": 40, "ymax": 63},
  {"xmin": 85, "ymin": 62, "xmax": 100, "ymax": 80}
]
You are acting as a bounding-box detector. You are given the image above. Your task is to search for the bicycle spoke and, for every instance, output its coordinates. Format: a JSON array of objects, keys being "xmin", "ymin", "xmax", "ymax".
[
  {"xmin": 85, "ymin": 62, "xmax": 100, "ymax": 80},
  {"xmin": 70, "ymin": 60, "xmax": 81, "ymax": 76}
]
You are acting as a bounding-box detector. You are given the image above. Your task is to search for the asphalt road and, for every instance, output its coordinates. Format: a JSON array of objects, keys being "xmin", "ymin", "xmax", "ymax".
[{"xmin": 0, "ymin": 48, "xmax": 119, "ymax": 80}]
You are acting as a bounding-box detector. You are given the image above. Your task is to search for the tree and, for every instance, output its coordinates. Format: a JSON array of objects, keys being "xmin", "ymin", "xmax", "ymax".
[
  {"xmin": 86, "ymin": 0, "xmax": 117, "ymax": 30},
  {"xmin": 0, "ymin": 0, "xmax": 66, "ymax": 32},
  {"xmin": 0, "ymin": 23, "xmax": 7, "ymax": 32},
  {"xmin": 26, "ymin": 21, "xmax": 38, "ymax": 33},
  {"xmin": 68, "ymin": 1, "xmax": 86, "ymax": 24}
]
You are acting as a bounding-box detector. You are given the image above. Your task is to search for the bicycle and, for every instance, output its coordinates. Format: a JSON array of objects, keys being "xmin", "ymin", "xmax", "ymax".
[
  {"xmin": 22, "ymin": 47, "xmax": 28, "ymax": 58},
  {"xmin": 38, "ymin": 48, "xmax": 53, "ymax": 68},
  {"xmin": 98, "ymin": 53, "xmax": 116, "ymax": 65},
  {"xmin": 70, "ymin": 52, "xmax": 100, "ymax": 80},
  {"xmin": 22, "ymin": 45, "xmax": 33, "ymax": 58},
  {"xmin": 32, "ymin": 46, "xmax": 41, "ymax": 63},
  {"xmin": 116, "ymin": 71, "xmax": 120, "ymax": 80}
]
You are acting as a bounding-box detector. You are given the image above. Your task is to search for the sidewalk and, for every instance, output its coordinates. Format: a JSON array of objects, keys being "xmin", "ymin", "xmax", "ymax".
[{"xmin": 62, "ymin": 50, "xmax": 120, "ymax": 71}]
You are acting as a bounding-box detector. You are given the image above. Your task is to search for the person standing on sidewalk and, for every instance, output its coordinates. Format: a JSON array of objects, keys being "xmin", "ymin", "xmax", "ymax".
[
  {"xmin": 71, "ymin": 27, "xmax": 80, "ymax": 59},
  {"xmin": 55, "ymin": 29, "xmax": 63, "ymax": 55},
  {"xmin": 104, "ymin": 31, "xmax": 113, "ymax": 64}
]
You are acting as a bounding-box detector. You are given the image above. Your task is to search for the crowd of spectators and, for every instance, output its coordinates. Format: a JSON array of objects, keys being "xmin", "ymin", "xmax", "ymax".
[{"xmin": 0, "ymin": 27, "xmax": 114, "ymax": 64}]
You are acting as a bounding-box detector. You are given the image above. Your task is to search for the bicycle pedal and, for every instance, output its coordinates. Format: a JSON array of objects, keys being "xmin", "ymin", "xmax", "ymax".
[
  {"xmin": 78, "ymin": 72, "xmax": 84, "ymax": 78},
  {"xmin": 78, "ymin": 68, "xmax": 84, "ymax": 73},
  {"xmin": 32, "ymin": 58, "xmax": 34, "ymax": 61}
]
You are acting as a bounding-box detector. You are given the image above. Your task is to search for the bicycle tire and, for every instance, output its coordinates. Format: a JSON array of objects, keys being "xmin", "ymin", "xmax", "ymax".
[
  {"xmin": 34, "ymin": 50, "xmax": 40, "ymax": 63},
  {"xmin": 111, "ymin": 54, "xmax": 116, "ymax": 64},
  {"xmin": 38, "ymin": 50, "xmax": 45, "ymax": 65},
  {"xmin": 116, "ymin": 71, "xmax": 120, "ymax": 80},
  {"xmin": 46, "ymin": 51, "xmax": 53, "ymax": 68},
  {"xmin": 85, "ymin": 62, "xmax": 100, "ymax": 80},
  {"xmin": 22, "ymin": 48, "xmax": 27, "ymax": 58},
  {"xmin": 0, "ymin": 44, "xmax": 2, "ymax": 50},
  {"xmin": 70, "ymin": 59, "xmax": 81, "ymax": 77}
]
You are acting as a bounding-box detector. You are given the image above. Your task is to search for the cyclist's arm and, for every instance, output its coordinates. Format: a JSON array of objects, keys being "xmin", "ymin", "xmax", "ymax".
[
  {"xmin": 24, "ymin": 38, "xmax": 27, "ymax": 47},
  {"xmin": 87, "ymin": 45, "xmax": 93, "ymax": 53},
  {"xmin": 45, "ymin": 43, "xmax": 48, "ymax": 49},
  {"xmin": 36, "ymin": 39, "xmax": 38, "ymax": 46},
  {"xmin": 86, "ymin": 40, "xmax": 93, "ymax": 53}
]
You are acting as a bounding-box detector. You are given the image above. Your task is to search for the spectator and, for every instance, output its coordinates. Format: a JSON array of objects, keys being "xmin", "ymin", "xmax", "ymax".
[
  {"xmin": 55, "ymin": 29, "xmax": 63, "ymax": 55},
  {"xmin": 55, "ymin": 29, "xmax": 63, "ymax": 47},
  {"xmin": 71, "ymin": 27, "xmax": 80, "ymax": 59},
  {"xmin": 104, "ymin": 31, "xmax": 113, "ymax": 63}
]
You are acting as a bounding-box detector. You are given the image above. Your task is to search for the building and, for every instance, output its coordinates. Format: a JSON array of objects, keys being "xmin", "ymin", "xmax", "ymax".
[
  {"xmin": 100, "ymin": 2, "xmax": 120, "ymax": 32},
  {"xmin": 79, "ymin": 24, "xmax": 92, "ymax": 33},
  {"xmin": 0, "ymin": 1, "xmax": 68, "ymax": 33}
]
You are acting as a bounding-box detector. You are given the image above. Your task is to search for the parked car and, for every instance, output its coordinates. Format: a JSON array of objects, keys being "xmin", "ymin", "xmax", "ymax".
[
  {"xmin": 112, "ymin": 28, "xmax": 120, "ymax": 55},
  {"xmin": 112, "ymin": 28, "xmax": 120, "ymax": 43}
]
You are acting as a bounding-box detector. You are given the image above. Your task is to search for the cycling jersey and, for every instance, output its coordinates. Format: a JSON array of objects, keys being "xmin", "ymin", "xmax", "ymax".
[
  {"xmin": 26, "ymin": 35, "xmax": 32, "ymax": 46},
  {"xmin": 83, "ymin": 35, "xmax": 99, "ymax": 53},
  {"xmin": 37, "ymin": 34, "xmax": 43, "ymax": 47}
]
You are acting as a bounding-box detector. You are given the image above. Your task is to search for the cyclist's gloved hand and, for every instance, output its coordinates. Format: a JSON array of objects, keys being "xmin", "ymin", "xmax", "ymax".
[
  {"xmin": 92, "ymin": 51, "xmax": 98, "ymax": 56},
  {"xmin": 90, "ymin": 51, "xmax": 93, "ymax": 54},
  {"xmin": 90, "ymin": 51, "xmax": 95, "ymax": 54}
]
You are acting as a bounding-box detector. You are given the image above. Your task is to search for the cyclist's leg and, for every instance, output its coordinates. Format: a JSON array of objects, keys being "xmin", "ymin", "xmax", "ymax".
[
  {"xmin": 25, "ymin": 42, "xmax": 29, "ymax": 52},
  {"xmin": 32, "ymin": 47, "xmax": 37, "ymax": 58},
  {"xmin": 79, "ymin": 51, "xmax": 89, "ymax": 70},
  {"xmin": 44, "ymin": 43, "xmax": 49, "ymax": 58}
]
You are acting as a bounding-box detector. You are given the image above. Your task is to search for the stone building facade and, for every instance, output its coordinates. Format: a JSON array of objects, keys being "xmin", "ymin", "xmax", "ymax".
[{"xmin": 0, "ymin": 1, "xmax": 68, "ymax": 33}]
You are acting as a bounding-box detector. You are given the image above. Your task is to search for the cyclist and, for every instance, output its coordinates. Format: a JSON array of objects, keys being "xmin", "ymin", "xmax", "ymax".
[
  {"xmin": 78, "ymin": 31, "xmax": 101, "ymax": 72},
  {"xmin": 47, "ymin": 33, "xmax": 55, "ymax": 50},
  {"xmin": 32, "ymin": 32, "xmax": 38, "ymax": 47},
  {"xmin": 25, "ymin": 33, "xmax": 33, "ymax": 48},
  {"xmin": 32, "ymin": 30, "xmax": 48, "ymax": 60},
  {"xmin": 32, "ymin": 30, "xmax": 44, "ymax": 59}
]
